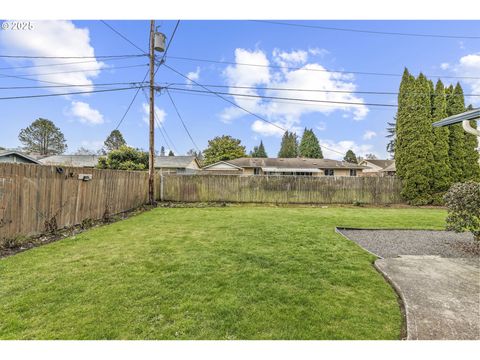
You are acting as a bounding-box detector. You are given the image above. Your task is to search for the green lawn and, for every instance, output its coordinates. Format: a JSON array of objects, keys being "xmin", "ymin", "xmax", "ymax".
[{"xmin": 0, "ymin": 206, "xmax": 446, "ymax": 340}]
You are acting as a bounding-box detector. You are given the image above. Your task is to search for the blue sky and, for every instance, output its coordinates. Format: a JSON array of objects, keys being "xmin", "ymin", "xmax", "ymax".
[{"xmin": 1, "ymin": 20, "xmax": 479, "ymax": 159}]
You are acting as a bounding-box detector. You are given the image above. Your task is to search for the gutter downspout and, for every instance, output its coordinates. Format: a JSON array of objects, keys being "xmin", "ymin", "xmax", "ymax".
[{"xmin": 462, "ymin": 120, "xmax": 480, "ymax": 136}]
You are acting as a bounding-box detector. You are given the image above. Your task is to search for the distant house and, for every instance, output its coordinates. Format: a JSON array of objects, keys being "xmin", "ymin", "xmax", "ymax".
[
  {"xmin": 39, "ymin": 155, "xmax": 100, "ymax": 168},
  {"xmin": 358, "ymin": 159, "xmax": 396, "ymax": 177},
  {"xmin": 202, "ymin": 157, "xmax": 366, "ymax": 176},
  {"xmin": 0, "ymin": 150, "xmax": 40, "ymax": 164},
  {"xmin": 155, "ymin": 156, "xmax": 200, "ymax": 174},
  {"xmin": 38, "ymin": 154, "xmax": 200, "ymax": 173}
]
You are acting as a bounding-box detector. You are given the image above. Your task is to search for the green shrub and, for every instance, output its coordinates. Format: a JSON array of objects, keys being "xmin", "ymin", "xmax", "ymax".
[{"xmin": 444, "ymin": 181, "xmax": 480, "ymax": 241}]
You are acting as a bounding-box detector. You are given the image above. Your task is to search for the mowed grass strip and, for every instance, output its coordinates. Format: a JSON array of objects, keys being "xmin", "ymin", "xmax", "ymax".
[{"xmin": 0, "ymin": 207, "xmax": 446, "ymax": 339}]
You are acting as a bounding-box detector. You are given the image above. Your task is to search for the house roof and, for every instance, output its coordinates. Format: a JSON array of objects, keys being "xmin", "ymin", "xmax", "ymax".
[
  {"xmin": 39, "ymin": 155, "xmax": 100, "ymax": 167},
  {"xmin": 154, "ymin": 156, "xmax": 199, "ymax": 168},
  {"xmin": 0, "ymin": 150, "xmax": 40, "ymax": 164},
  {"xmin": 38, "ymin": 155, "xmax": 200, "ymax": 168},
  {"xmin": 360, "ymin": 159, "xmax": 394, "ymax": 169},
  {"xmin": 217, "ymin": 157, "xmax": 366, "ymax": 169},
  {"xmin": 381, "ymin": 162, "xmax": 396, "ymax": 172}
]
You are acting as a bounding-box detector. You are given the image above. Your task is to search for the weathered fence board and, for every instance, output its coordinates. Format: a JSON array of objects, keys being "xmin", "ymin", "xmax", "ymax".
[
  {"xmin": 160, "ymin": 175, "xmax": 403, "ymax": 205},
  {"xmin": 0, "ymin": 163, "xmax": 150, "ymax": 239}
]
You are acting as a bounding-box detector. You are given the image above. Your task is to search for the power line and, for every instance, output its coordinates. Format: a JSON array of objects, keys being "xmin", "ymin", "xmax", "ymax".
[
  {"xmin": 0, "ymin": 56, "xmax": 143, "ymax": 71},
  {"xmin": 100, "ymin": 20, "xmax": 147, "ymax": 54},
  {"xmin": 165, "ymin": 86, "xmax": 397, "ymax": 108},
  {"xmin": 167, "ymin": 88, "xmax": 394, "ymax": 112},
  {"xmin": 113, "ymin": 69, "xmax": 150, "ymax": 130},
  {"xmin": 252, "ymin": 20, "xmax": 480, "ymax": 40},
  {"xmin": 140, "ymin": 87, "xmax": 177, "ymax": 153},
  {"xmin": 163, "ymin": 63, "xmax": 286, "ymax": 132},
  {"xmin": 166, "ymin": 55, "xmax": 480, "ymax": 80},
  {"xmin": 164, "ymin": 82, "xmax": 480, "ymax": 98},
  {"xmin": 0, "ymin": 63, "xmax": 147, "ymax": 79},
  {"xmin": 165, "ymin": 89, "xmax": 201, "ymax": 152},
  {"xmin": 0, "ymin": 81, "xmax": 148, "ymax": 90},
  {"xmin": 0, "ymin": 85, "xmax": 146, "ymax": 101},
  {"xmin": 0, "ymin": 54, "xmax": 145, "ymax": 59},
  {"xmin": 158, "ymin": 20, "xmax": 180, "ymax": 65}
]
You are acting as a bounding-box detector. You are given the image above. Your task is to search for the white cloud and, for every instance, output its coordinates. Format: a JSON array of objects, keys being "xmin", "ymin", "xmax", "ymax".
[
  {"xmin": 251, "ymin": 120, "xmax": 286, "ymax": 137},
  {"xmin": 440, "ymin": 62, "xmax": 450, "ymax": 70},
  {"xmin": 220, "ymin": 48, "xmax": 369, "ymax": 137},
  {"xmin": 142, "ymin": 102, "xmax": 166, "ymax": 128},
  {"xmin": 69, "ymin": 101, "xmax": 104, "ymax": 125},
  {"xmin": 363, "ymin": 130, "xmax": 377, "ymax": 140},
  {"xmin": 454, "ymin": 53, "xmax": 480, "ymax": 105},
  {"xmin": 320, "ymin": 139, "xmax": 377, "ymax": 160},
  {"xmin": 186, "ymin": 67, "xmax": 200, "ymax": 88},
  {"xmin": 0, "ymin": 20, "xmax": 103, "ymax": 92},
  {"xmin": 308, "ymin": 48, "xmax": 329, "ymax": 57}
]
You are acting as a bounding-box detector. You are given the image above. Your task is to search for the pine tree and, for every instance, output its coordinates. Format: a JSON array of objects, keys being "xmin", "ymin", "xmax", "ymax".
[
  {"xmin": 278, "ymin": 131, "xmax": 298, "ymax": 158},
  {"xmin": 446, "ymin": 83, "xmax": 467, "ymax": 183},
  {"xmin": 160, "ymin": 146, "xmax": 165, "ymax": 156},
  {"xmin": 299, "ymin": 128, "xmax": 323, "ymax": 158},
  {"xmin": 104, "ymin": 130, "xmax": 126, "ymax": 152},
  {"xmin": 463, "ymin": 104, "xmax": 480, "ymax": 181},
  {"xmin": 18, "ymin": 118, "xmax": 67, "ymax": 155},
  {"xmin": 344, "ymin": 149, "xmax": 358, "ymax": 163},
  {"xmin": 431, "ymin": 80, "xmax": 451, "ymax": 194},
  {"xmin": 168, "ymin": 150, "xmax": 174, "ymax": 156},
  {"xmin": 250, "ymin": 140, "xmax": 268, "ymax": 157},
  {"xmin": 395, "ymin": 70, "xmax": 434, "ymax": 204}
]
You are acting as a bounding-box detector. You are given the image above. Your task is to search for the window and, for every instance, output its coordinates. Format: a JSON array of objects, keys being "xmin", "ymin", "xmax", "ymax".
[
  {"xmin": 350, "ymin": 169, "xmax": 357, "ymax": 177},
  {"xmin": 254, "ymin": 168, "xmax": 261, "ymax": 175},
  {"xmin": 324, "ymin": 169, "xmax": 334, "ymax": 176}
]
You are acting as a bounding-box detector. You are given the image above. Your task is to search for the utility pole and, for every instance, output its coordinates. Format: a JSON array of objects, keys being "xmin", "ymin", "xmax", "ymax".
[{"xmin": 148, "ymin": 20, "xmax": 156, "ymax": 205}]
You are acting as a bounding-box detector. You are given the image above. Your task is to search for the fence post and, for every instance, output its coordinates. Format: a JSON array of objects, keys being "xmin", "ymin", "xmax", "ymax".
[{"xmin": 160, "ymin": 174, "xmax": 164, "ymax": 202}]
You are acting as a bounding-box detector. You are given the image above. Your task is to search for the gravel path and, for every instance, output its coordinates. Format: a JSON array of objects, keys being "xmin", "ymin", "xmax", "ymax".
[{"xmin": 336, "ymin": 229, "xmax": 480, "ymax": 258}]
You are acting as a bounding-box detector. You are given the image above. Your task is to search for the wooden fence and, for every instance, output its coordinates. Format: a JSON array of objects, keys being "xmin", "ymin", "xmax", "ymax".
[
  {"xmin": 0, "ymin": 163, "xmax": 150, "ymax": 239},
  {"xmin": 160, "ymin": 174, "xmax": 403, "ymax": 205}
]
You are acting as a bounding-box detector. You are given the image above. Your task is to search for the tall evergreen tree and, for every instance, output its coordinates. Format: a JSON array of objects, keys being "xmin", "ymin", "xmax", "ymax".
[
  {"xmin": 250, "ymin": 140, "xmax": 268, "ymax": 157},
  {"xmin": 463, "ymin": 104, "xmax": 480, "ymax": 181},
  {"xmin": 18, "ymin": 118, "xmax": 67, "ymax": 155},
  {"xmin": 160, "ymin": 146, "xmax": 165, "ymax": 156},
  {"xmin": 278, "ymin": 131, "xmax": 298, "ymax": 158},
  {"xmin": 343, "ymin": 149, "xmax": 358, "ymax": 163},
  {"xmin": 299, "ymin": 128, "xmax": 323, "ymax": 158},
  {"xmin": 104, "ymin": 130, "xmax": 126, "ymax": 152},
  {"xmin": 446, "ymin": 83, "xmax": 467, "ymax": 183},
  {"xmin": 431, "ymin": 80, "xmax": 451, "ymax": 193},
  {"xmin": 395, "ymin": 70, "xmax": 434, "ymax": 204}
]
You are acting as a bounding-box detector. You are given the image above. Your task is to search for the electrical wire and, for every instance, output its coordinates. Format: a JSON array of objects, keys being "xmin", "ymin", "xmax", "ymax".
[
  {"xmin": 0, "ymin": 56, "xmax": 144, "ymax": 71},
  {"xmin": 113, "ymin": 69, "xmax": 150, "ymax": 130},
  {"xmin": 100, "ymin": 20, "xmax": 147, "ymax": 54},
  {"xmin": 0, "ymin": 63, "xmax": 147, "ymax": 79},
  {"xmin": 165, "ymin": 86, "xmax": 397, "ymax": 108},
  {"xmin": 0, "ymin": 81, "xmax": 149, "ymax": 90},
  {"xmin": 251, "ymin": 20, "xmax": 480, "ymax": 40},
  {"xmin": 140, "ymin": 87, "xmax": 177, "ymax": 153},
  {"xmin": 163, "ymin": 82, "xmax": 480, "ymax": 98},
  {"xmin": 0, "ymin": 54, "xmax": 145, "ymax": 59},
  {"xmin": 0, "ymin": 85, "xmax": 146, "ymax": 101},
  {"xmin": 165, "ymin": 89, "xmax": 201, "ymax": 152},
  {"xmin": 166, "ymin": 55, "xmax": 480, "ymax": 80},
  {"xmin": 158, "ymin": 20, "xmax": 180, "ymax": 65}
]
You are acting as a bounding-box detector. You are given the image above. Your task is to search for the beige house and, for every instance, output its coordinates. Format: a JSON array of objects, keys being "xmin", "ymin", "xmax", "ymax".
[
  {"xmin": 358, "ymin": 159, "xmax": 396, "ymax": 177},
  {"xmin": 39, "ymin": 155, "xmax": 201, "ymax": 173},
  {"xmin": 202, "ymin": 157, "xmax": 366, "ymax": 176}
]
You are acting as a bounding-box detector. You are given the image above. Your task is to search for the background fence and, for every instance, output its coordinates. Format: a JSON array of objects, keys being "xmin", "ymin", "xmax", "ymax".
[
  {"xmin": 1, "ymin": 164, "xmax": 404, "ymax": 240},
  {"xmin": 160, "ymin": 175, "xmax": 403, "ymax": 205},
  {"xmin": 0, "ymin": 163, "xmax": 150, "ymax": 239}
]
